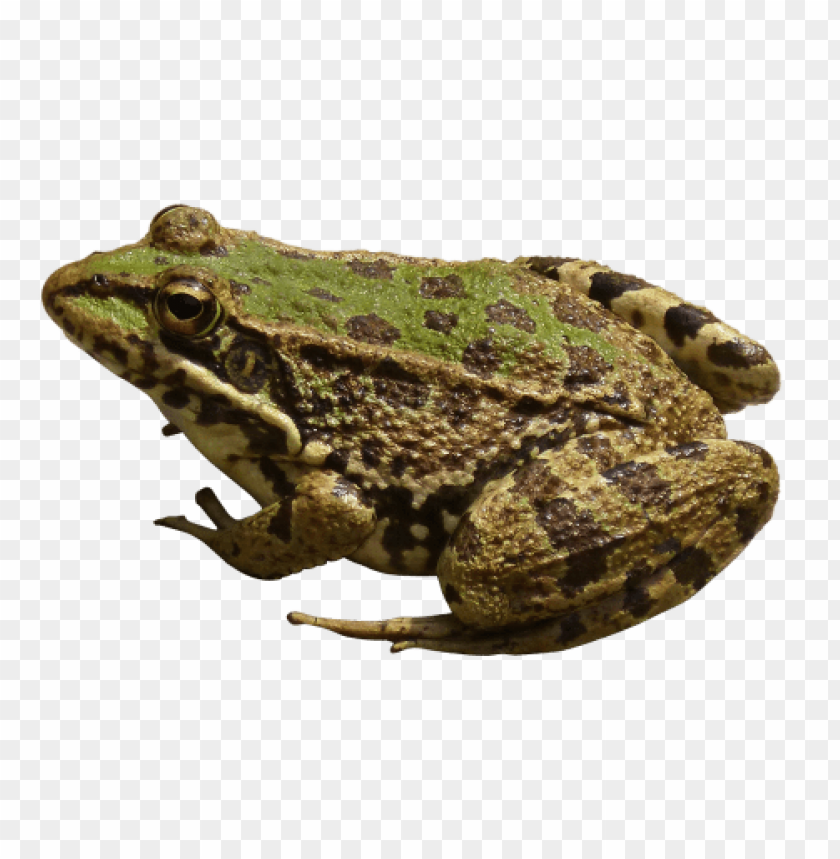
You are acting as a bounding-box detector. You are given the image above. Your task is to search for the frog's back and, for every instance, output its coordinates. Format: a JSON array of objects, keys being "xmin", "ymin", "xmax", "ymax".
[{"xmin": 237, "ymin": 238, "xmax": 695, "ymax": 429}]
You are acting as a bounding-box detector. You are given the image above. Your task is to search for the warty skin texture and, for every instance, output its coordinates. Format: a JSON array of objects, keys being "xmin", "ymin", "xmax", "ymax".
[{"xmin": 42, "ymin": 206, "xmax": 780, "ymax": 655}]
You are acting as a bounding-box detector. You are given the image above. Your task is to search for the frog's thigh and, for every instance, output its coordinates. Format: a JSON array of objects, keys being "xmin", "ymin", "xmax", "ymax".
[
  {"xmin": 428, "ymin": 437, "xmax": 779, "ymax": 654},
  {"xmin": 156, "ymin": 470, "xmax": 376, "ymax": 580},
  {"xmin": 517, "ymin": 256, "xmax": 780, "ymax": 413},
  {"xmin": 289, "ymin": 435, "xmax": 778, "ymax": 655}
]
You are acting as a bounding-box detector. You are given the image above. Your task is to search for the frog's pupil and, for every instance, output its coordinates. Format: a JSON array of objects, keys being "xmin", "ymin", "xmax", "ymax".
[{"xmin": 167, "ymin": 292, "xmax": 203, "ymax": 320}]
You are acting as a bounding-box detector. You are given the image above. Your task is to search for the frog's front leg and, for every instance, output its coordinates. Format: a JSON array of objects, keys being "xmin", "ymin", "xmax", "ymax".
[
  {"xmin": 156, "ymin": 470, "xmax": 376, "ymax": 580},
  {"xmin": 290, "ymin": 433, "xmax": 778, "ymax": 655}
]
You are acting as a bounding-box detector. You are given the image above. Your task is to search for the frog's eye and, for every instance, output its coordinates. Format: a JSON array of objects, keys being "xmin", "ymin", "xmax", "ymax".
[
  {"xmin": 149, "ymin": 205, "xmax": 222, "ymax": 254},
  {"xmin": 154, "ymin": 278, "xmax": 222, "ymax": 338},
  {"xmin": 150, "ymin": 204, "xmax": 189, "ymax": 226}
]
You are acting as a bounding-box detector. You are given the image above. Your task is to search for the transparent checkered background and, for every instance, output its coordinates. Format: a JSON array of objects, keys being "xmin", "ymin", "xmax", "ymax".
[{"xmin": 2, "ymin": 2, "xmax": 836, "ymax": 856}]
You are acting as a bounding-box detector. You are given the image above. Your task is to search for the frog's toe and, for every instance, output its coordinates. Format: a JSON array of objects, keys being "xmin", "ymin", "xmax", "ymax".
[
  {"xmin": 194, "ymin": 487, "xmax": 237, "ymax": 529},
  {"xmin": 287, "ymin": 610, "xmax": 466, "ymax": 649},
  {"xmin": 154, "ymin": 514, "xmax": 218, "ymax": 541}
]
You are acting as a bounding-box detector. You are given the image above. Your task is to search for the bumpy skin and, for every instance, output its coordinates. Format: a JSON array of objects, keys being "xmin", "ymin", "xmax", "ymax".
[{"xmin": 42, "ymin": 206, "xmax": 780, "ymax": 656}]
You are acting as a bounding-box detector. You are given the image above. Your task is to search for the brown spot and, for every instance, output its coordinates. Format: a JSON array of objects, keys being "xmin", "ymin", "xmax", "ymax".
[
  {"xmin": 552, "ymin": 292, "xmax": 608, "ymax": 332},
  {"xmin": 423, "ymin": 310, "xmax": 458, "ymax": 333},
  {"xmin": 588, "ymin": 271, "xmax": 648, "ymax": 309},
  {"xmin": 230, "ymin": 280, "xmax": 252, "ymax": 296},
  {"xmin": 391, "ymin": 454, "xmax": 410, "ymax": 479},
  {"xmin": 347, "ymin": 259, "xmax": 395, "ymax": 280},
  {"xmin": 154, "ymin": 256, "xmax": 170, "ymax": 265},
  {"xmin": 654, "ymin": 537, "xmax": 681, "ymax": 555},
  {"xmin": 346, "ymin": 313, "xmax": 401, "ymax": 346},
  {"xmin": 444, "ymin": 583, "xmax": 463, "ymax": 605},
  {"xmin": 132, "ymin": 375, "xmax": 159, "ymax": 390},
  {"xmin": 372, "ymin": 358, "xmax": 429, "ymax": 409},
  {"xmin": 511, "ymin": 395, "xmax": 545, "ymax": 415},
  {"xmin": 360, "ymin": 440, "xmax": 382, "ymax": 467},
  {"xmin": 199, "ymin": 241, "xmax": 228, "ymax": 257},
  {"xmin": 454, "ymin": 518, "xmax": 483, "ymax": 562},
  {"xmin": 462, "ymin": 337, "xmax": 501, "ymax": 378},
  {"xmin": 602, "ymin": 384, "xmax": 632, "ymax": 411},
  {"xmin": 732, "ymin": 440, "xmax": 774, "ymax": 470},
  {"xmin": 299, "ymin": 343, "xmax": 365, "ymax": 375},
  {"xmin": 556, "ymin": 612, "xmax": 588, "ymax": 646},
  {"xmin": 708, "ymin": 339, "xmax": 772, "ymax": 370},
  {"xmin": 436, "ymin": 384, "xmax": 482, "ymax": 429},
  {"xmin": 324, "ymin": 448, "xmax": 350, "ymax": 473},
  {"xmin": 664, "ymin": 441, "xmax": 709, "ymax": 461},
  {"xmin": 307, "ymin": 286, "xmax": 342, "ymax": 303},
  {"xmin": 224, "ymin": 338, "xmax": 273, "ymax": 394},
  {"xmin": 602, "ymin": 460, "xmax": 671, "ymax": 507},
  {"xmin": 631, "ymin": 310, "xmax": 645, "ymax": 328},
  {"xmin": 267, "ymin": 499, "xmax": 294, "ymax": 543},
  {"xmin": 624, "ymin": 586, "xmax": 654, "ymax": 618},
  {"xmin": 252, "ymin": 276, "xmax": 272, "ymax": 286},
  {"xmin": 332, "ymin": 372, "xmax": 369, "ymax": 410},
  {"xmin": 575, "ymin": 435, "xmax": 614, "ymax": 470},
  {"xmin": 162, "ymin": 388, "xmax": 190, "ymax": 409},
  {"xmin": 663, "ymin": 304, "xmax": 719, "ymax": 347},
  {"xmin": 670, "ymin": 546, "xmax": 718, "ymax": 592},
  {"xmin": 258, "ymin": 458, "xmax": 296, "ymax": 498},
  {"xmin": 512, "ymin": 460, "xmax": 569, "ymax": 503},
  {"xmin": 522, "ymin": 257, "xmax": 579, "ymax": 279},
  {"xmin": 535, "ymin": 497, "xmax": 604, "ymax": 553},
  {"xmin": 562, "ymin": 540, "xmax": 624, "ymax": 596},
  {"xmin": 735, "ymin": 500, "xmax": 767, "ymax": 543},
  {"xmin": 485, "ymin": 299, "xmax": 536, "ymax": 333},
  {"xmin": 563, "ymin": 344, "xmax": 611, "ymax": 388},
  {"xmin": 373, "ymin": 377, "xmax": 428, "ymax": 409},
  {"xmin": 419, "ymin": 273, "xmax": 464, "ymax": 298},
  {"xmin": 92, "ymin": 335, "xmax": 129, "ymax": 367}
]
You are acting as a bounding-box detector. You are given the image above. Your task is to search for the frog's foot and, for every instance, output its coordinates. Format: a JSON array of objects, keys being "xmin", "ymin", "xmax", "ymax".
[
  {"xmin": 286, "ymin": 606, "xmax": 645, "ymax": 656},
  {"xmin": 155, "ymin": 473, "xmax": 377, "ymax": 581},
  {"xmin": 287, "ymin": 610, "xmax": 470, "ymax": 653},
  {"xmin": 155, "ymin": 487, "xmax": 236, "ymax": 540}
]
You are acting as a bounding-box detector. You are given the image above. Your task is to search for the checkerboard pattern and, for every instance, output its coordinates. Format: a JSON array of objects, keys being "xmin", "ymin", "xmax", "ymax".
[{"xmin": 4, "ymin": 2, "xmax": 837, "ymax": 856}]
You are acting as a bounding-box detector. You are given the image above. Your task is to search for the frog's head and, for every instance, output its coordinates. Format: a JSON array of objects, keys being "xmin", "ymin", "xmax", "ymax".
[{"xmin": 42, "ymin": 205, "xmax": 304, "ymax": 453}]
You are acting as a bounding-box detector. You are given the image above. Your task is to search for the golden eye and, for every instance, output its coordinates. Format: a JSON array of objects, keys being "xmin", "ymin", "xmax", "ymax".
[{"xmin": 154, "ymin": 278, "xmax": 222, "ymax": 338}]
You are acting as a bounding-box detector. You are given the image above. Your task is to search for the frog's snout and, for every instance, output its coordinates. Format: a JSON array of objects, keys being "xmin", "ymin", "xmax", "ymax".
[{"xmin": 41, "ymin": 262, "xmax": 76, "ymax": 328}]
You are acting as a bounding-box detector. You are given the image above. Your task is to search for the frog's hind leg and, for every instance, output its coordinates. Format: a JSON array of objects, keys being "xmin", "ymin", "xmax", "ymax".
[
  {"xmin": 517, "ymin": 256, "xmax": 780, "ymax": 413},
  {"xmin": 288, "ymin": 435, "xmax": 779, "ymax": 656}
]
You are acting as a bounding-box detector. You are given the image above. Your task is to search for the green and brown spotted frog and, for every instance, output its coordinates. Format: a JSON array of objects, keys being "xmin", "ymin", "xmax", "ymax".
[{"xmin": 42, "ymin": 205, "xmax": 780, "ymax": 655}]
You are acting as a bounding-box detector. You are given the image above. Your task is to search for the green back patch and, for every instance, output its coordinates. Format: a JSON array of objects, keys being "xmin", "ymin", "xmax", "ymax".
[{"xmin": 86, "ymin": 237, "xmax": 631, "ymax": 378}]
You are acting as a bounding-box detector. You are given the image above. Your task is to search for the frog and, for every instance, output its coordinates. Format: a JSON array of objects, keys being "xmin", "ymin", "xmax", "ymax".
[{"xmin": 42, "ymin": 205, "xmax": 781, "ymax": 656}]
